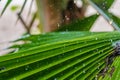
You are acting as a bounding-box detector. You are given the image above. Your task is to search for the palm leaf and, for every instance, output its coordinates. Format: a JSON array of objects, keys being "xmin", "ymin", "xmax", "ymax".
[
  {"xmin": 1, "ymin": 0, "xmax": 120, "ymax": 80},
  {"xmin": 57, "ymin": 14, "xmax": 98, "ymax": 31},
  {"xmin": 88, "ymin": 0, "xmax": 120, "ymax": 31},
  {"xmin": 0, "ymin": 32, "xmax": 120, "ymax": 80},
  {"xmin": 111, "ymin": 14, "xmax": 120, "ymax": 28},
  {"xmin": 57, "ymin": 0, "xmax": 114, "ymax": 31},
  {"xmin": 92, "ymin": 0, "xmax": 114, "ymax": 10},
  {"xmin": 1, "ymin": 0, "xmax": 12, "ymax": 16},
  {"xmin": 102, "ymin": 57, "xmax": 120, "ymax": 80}
]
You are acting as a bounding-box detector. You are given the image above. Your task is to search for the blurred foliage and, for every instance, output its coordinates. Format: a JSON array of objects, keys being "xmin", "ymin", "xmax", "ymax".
[
  {"xmin": 57, "ymin": 14, "xmax": 98, "ymax": 31},
  {"xmin": 10, "ymin": 5, "xmax": 20, "ymax": 11}
]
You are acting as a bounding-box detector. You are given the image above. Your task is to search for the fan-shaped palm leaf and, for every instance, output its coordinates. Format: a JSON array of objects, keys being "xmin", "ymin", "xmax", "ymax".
[{"xmin": 0, "ymin": 32, "xmax": 120, "ymax": 80}]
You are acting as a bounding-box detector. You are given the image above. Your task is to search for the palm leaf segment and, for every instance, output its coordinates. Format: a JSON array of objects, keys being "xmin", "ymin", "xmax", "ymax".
[{"xmin": 0, "ymin": 32, "xmax": 120, "ymax": 80}]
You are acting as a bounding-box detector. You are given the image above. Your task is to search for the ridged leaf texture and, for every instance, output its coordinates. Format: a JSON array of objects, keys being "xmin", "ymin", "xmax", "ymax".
[{"xmin": 0, "ymin": 32, "xmax": 120, "ymax": 80}]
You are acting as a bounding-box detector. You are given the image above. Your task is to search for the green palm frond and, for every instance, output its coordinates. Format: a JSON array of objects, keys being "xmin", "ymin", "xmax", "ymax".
[
  {"xmin": 92, "ymin": 0, "xmax": 114, "ymax": 10},
  {"xmin": 1, "ymin": 0, "xmax": 120, "ymax": 80},
  {"xmin": 111, "ymin": 14, "xmax": 120, "ymax": 28},
  {"xmin": 57, "ymin": 14, "xmax": 98, "ymax": 31},
  {"xmin": 103, "ymin": 57, "xmax": 120, "ymax": 80},
  {"xmin": 0, "ymin": 32, "xmax": 120, "ymax": 80}
]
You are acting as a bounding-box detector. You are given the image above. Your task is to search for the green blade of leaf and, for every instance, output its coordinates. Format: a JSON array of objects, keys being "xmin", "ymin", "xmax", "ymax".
[
  {"xmin": 0, "ymin": 32, "xmax": 120, "ymax": 80},
  {"xmin": 1, "ymin": 0, "xmax": 12, "ymax": 16},
  {"xmin": 102, "ymin": 57, "xmax": 120, "ymax": 80},
  {"xmin": 92, "ymin": 0, "xmax": 114, "ymax": 10},
  {"xmin": 57, "ymin": 14, "xmax": 98, "ymax": 31}
]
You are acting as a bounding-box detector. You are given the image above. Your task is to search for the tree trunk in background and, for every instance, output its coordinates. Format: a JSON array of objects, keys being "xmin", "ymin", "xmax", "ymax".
[
  {"xmin": 37, "ymin": 0, "xmax": 86, "ymax": 32},
  {"xmin": 43, "ymin": 0, "xmax": 63, "ymax": 32}
]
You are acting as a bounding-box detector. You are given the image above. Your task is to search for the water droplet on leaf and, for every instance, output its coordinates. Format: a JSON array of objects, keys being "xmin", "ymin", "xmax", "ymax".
[
  {"xmin": 82, "ymin": 70, "xmax": 86, "ymax": 73},
  {"xmin": 97, "ymin": 12, "xmax": 99, "ymax": 15},
  {"xmin": 109, "ymin": 19, "xmax": 113, "ymax": 24},
  {"xmin": 95, "ymin": 38, "xmax": 98, "ymax": 40},
  {"xmin": 83, "ymin": 64, "xmax": 86, "ymax": 67}
]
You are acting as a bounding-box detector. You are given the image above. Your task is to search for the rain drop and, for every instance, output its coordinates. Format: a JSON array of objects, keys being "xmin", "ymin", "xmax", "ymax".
[
  {"xmin": 95, "ymin": 75, "xmax": 98, "ymax": 80},
  {"xmin": 96, "ymin": 12, "xmax": 99, "ymax": 15},
  {"xmin": 62, "ymin": 53, "xmax": 65, "ymax": 56},
  {"xmin": 63, "ymin": 44, "xmax": 66, "ymax": 48},
  {"xmin": 13, "ymin": 78, "xmax": 17, "ymax": 80},
  {"xmin": 25, "ymin": 68, "xmax": 28, "ymax": 71},
  {"xmin": 82, "ymin": 70, "xmax": 86, "ymax": 73},
  {"xmin": 104, "ymin": 1, "xmax": 107, "ymax": 4},
  {"xmin": 66, "ymin": 29, "xmax": 68, "ymax": 32},
  {"xmin": 76, "ymin": 41, "xmax": 79, "ymax": 44},
  {"xmin": 101, "ymin": 50, "xmax": 104, "ymax": 53},
  {"xmin": 110, "ymin": 39, "xmax": 113, "ymax": 42},
  {"xmin": 74, "ymin": 0, "xmax": 77, "ymax": 4},
  {"xmin": 103, "ymin": 6, "xmax": 106, "ymax": 9},
  {"xmin": 109, "ymin": 19, "xmax": 113, "ymax": 24},
  {"xmin": 83, "ymin": 64, "xmax": 86, "ymax": 67},
  {"xmin": 61, "ymin": 32, "xmax": 66, "ymax": 34},
  {"xmin": 21, "ymin": 34, "xmax": 30, "ymax": 38},
  {"xmin": 80, "ymin": 50, "xmax": 81, "ymax": 52},
  {"xmin": 14, "ymin": 48, "xmax": 19, "ymax": 53},
  {"xmin": 102, "ymin": 3, "xmax": 105, "ymax": 6},
  {"xmin": 98, "ymin": 52, "xmax": 101, "ymax": 54},
  {"xmin": 97, "ymin": 67, "xmax": 100, "ymax": 70},
  {"xmin": 95, "ymin": 38, "xmax": 98, "ymax": 40},
  {"xmin": 65, "ymin": 16, "xmax": 70, "ymax": 21},
  {"xmin": 57, "ymin": 23, "xmax": 60, "ymax": 28},
  {"xmin": 96, "ymin": 49, "xmax": 98, "ymax": 52},
  {"xmin": 16, "ymin": 60, "xmax": 19, "ymax": 62},
  {"xmin": 88, "ymin": 19, "xmax": 90, "ymax": 22},
  {"xmin": 66, "ymin": 17, "xmax": 70, "ymax": 21},
  {"xmin": 75, "ymin": 67, "xmax": 77, "ymax": 69},
  {"xmin": 98, "ymin": 63, "xmax": 101, "ymax": 65},
  {"xmin": 22, "ymin": 54, "xmax": 25, "ymax": 56}
]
